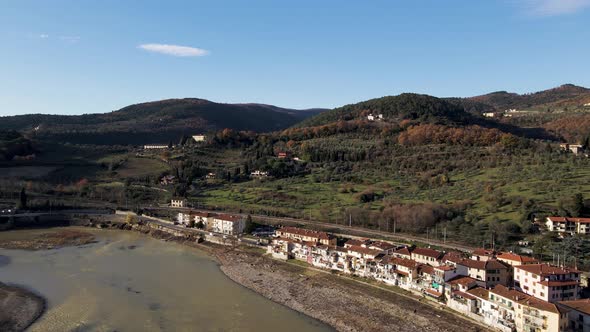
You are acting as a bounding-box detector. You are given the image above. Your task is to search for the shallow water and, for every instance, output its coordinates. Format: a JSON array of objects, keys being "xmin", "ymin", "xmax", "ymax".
[{"xmin": 0, "ymin": 227, "xmax": 331, "ymax": 332}]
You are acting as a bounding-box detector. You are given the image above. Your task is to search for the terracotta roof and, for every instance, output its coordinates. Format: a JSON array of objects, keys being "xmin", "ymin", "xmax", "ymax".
[
  {"xmin": 412, "ymin": 247, "xmax": 443, "ymax": 259},
  {"xmin": 393, "ymin": 247, "xmax": 412, "ymax": 257},
  {"xmin": 515, "ymin": 264, "xmax": 581, "ymax": 277},
  {"xmin": 425, "ymin": 288, "xmax": 443, "ymax": 297},
  {"xmin": 547, "ymin": 216, "xmax": 590, "ymax": 224},
  {"xmin": 521, "ymin": 296, "xmax": 561, "ymax": 314},
  {"xmin": 558, "ymin": 299, "xmax": 590, "ymax": 315},
  {"xmin": 490, "ymin": 285, "xmax": 529, "ymax": 302},
  {"xmin": 466, "ymin": 287, "xmax": 489, "ymax": 300},
  {"xmin": 214, "ymin": 214, "xmax": 244, "ymax": 222},
  {"xmin": 448, "ymin": 276, "xmax": 478, "ymax": 287},
  {"xmin": 453, "ymin": 290, "xmax": 476, "ymax": 300},
  {"xmin": 496, "ymin": 252, "xmax": 538, "ymax": 264},
  {"xmin": 458, "ymin": 259, "xmax": 507, "ymax": 270},
  {"xmin": 419, "ymin": 264, "xmax": 435, "ymax": 275},
  {"xmin": 347, "ymin": 245, "xmax": 382, "ymax": 257},
  {"xmin": 442, "ymin": 251, "xmax": 464, "ymax": 263},
  {"xmin": 389, "ymin": 257, "xmax": 419, "ymax": 269},
  {"xmin": 277, "ymin": 227, "xmax": 333, "ymax": 240},
  {"xmin": 435, "ymin": 265, "xmax": 457, "ymax": 271}
]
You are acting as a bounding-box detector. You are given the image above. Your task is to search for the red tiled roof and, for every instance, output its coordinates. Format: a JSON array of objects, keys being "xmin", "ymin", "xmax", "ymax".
[
  {"xmin": 497, "ymin": 252, "xmax": 538, "ymax": 264},
  {"xmin": 419, "ymin": 264, "xmax": 435, "ymax": 275},
  {"xmin": 458, "ymin": 259, "xmax": 507, "ymax": 270},
  {"xmin": 453, "ymin": 290, "xmax": 476, "ymax": 300},
  {"xmin": 466, "ymin": 287, "xmax": 489, "ymax": 300},
  {"xmin": 389, "ymin": 256, "xmax": 419, "ymax": 269},
  {"xmin": 347, "ymin": 245, "xmax": 382, "ymax": 257},
  {"xmin": 515, "ymin": 264, "xmax": 580, "ymax": 277},
  {"xmin": 215, "ymin": 214, "xmax": 243, "ymax": 222},
  {"xmin": 521, "ymin": 296, "xmax": 561, "ymax": 314},
  {"xmin": 425, "ymin": 288, "xmax": 443, "ymax": 297},
  {"xmin": 393, "ymin": 247, "xmax": 412, "ymax": 257},
  {"xmin": 558, "ymin": 299, "xmax": 590, "ymax": 315},
  {"xmin": 277, "ymin": 227, "xmax": 333, "ymax": 240},
  {"xmin": 442, "ymin": 251, "xmax": 464, "ymax": 263},
  {"xmin": 435, "ymin": 265, "xmax": 457, "ymax": 271},
  {"xmin": 448, "ymin": 276, "xmax": 478, "ymax": 286},
  {"xmin": 344, "ymin": 239, "xmax": 370, "ymax": 247},
  {"xmin": 547, "ymin": 216, "xmax": 590, "ymax": 224},
  {"xmin": 412, "ymin": 247, "xmax": 442, "ymax": 259},
  {"xmin": 368, "ymin": 241, "xmax": 396, "ymax": 250},
  {"xmin": 490, "ymin": 285, "xmax": 529, "ymax": 302}
]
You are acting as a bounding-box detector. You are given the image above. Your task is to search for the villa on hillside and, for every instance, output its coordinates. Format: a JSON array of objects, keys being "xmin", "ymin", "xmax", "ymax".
[
  {"xmin": 144, "ymin": 144, "xmax": 169, "ymax": 149},
  {"xmin": 546, "ymin": 216, "xmax": 590, "ymax": 235},
  {"xmin": 170, "ymin": 198, "xmax": 186, "ymax": 208},
  {"xmin": 192, "ymin": 135, "xmax": 206, "ymax": 142}
]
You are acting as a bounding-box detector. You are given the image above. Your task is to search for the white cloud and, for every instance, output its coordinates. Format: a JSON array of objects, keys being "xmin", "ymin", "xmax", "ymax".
[
  {"xmin": 138, "ymin": 43, "xmax": 209, "ymax": 57},
  {"xmin": 522, "ymin": 0, "xmax": 590, "ymax": 16},
  {"xmin": 38, "ymin": 34, "xmax": 49, "ymax": 39}
]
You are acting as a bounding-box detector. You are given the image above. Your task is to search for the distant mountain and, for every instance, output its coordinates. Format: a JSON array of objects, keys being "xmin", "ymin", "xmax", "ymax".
[
  {"xmin": 0, "ymin": 99, "xmax": 327, "ymax": 145},
  {"xmin": 467, "ymin": 84, "xmax": 590, "ymax": 111}
]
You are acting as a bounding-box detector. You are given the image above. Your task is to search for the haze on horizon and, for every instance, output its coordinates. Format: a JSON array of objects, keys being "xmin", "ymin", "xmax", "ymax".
[{"xmin": 1, "ymin": 0, "xmax": 589, "ymax": 116}]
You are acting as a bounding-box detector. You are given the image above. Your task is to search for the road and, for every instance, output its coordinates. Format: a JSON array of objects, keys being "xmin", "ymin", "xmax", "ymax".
[{"xmin": 144, "ymin": 206, "xmax": 476, "ymax": 252}]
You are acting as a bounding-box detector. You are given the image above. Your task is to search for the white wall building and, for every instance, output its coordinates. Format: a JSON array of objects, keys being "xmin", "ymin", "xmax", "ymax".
[
  {"xmin": 211, "ymin": 214, "xmax": 246, "ymax": 235},
  {"xmin": 514, "ymin": 264, "xmax": 580, "ymax": 303},
  {"xmin": 170, "ymin": 199, "xmax": 186, "ymax": 208}
]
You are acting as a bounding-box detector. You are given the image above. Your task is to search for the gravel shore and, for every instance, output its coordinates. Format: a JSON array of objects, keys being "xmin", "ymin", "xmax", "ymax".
[
  {"xmin": 0, "ymin": 229, "xmax": 96, "ymax": 250},
  {"xmin": 0, "ymin": 282, "xmax": 45, "ymax": 332},
  {"xmin": 215, "ymin": 247, "xmax": 488, "ymax": 332}
]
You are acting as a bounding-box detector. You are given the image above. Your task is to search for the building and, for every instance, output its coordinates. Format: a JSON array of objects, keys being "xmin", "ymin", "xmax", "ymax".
[
  {"xmin": 250, "ymin": 170, "xmax": 269, "ymax": 178},
  {"xmin": 160, "ymin": 175, "xmax": 177, "ymax": 185},
  {"xmin": 496, "ymin": 252, "xmax": 538, "ymax": 266},
  {"xmin": 192, "ymin": 135, "xmax": 206, "ymax": 142},
  {"xmin": 367, "ymin": 113, "xmax": 383, "ymax": 121},
  {"xmin": 410, "ymin": 247, "xmax": 443, "ymax": 266},
  {"xmin": 170, "ymin": 199, "xmax": 186, "ymax": 208},
  {"xmin": 558, "ymin": 298, "xmax": 590, "ymax": 331},
  {"xmin": 143, "ymin": 144, "xmax": 169, "ymax": 149},
  {"xmin": 471, "ymin": 248, "xmax": 496, "ymax": 261},
  {"xmin": 456, "ymin": 259, "xmax": 509, "ymax": 287},
  {"xmin": 546, "ymin": 216, "xmax": 590, "ymax": 235},
  {"xmin": 516, "ymin": 296, "xmax": 567, "ymax": 332},
  {"xmin": 211, "ymin": 214, "xmax": 246, "ymax": 235},
  {"xmin": 514, "ymin": 264, "xmax": 580, "ymax": 302},
  {"xmin": 275, "ymin": 227, "xmax": 336, "ymax": 246},
  {"xmin": 560, "ymin": 143, "xmax": 585, "ymax": 155},
  {"xmin": 483, "ymin": 112, "xmax": 496, "ymax": 118}
]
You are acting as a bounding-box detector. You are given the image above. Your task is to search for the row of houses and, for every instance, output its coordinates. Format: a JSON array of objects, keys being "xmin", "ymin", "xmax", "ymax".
[
  {"xmin": 546, "ymin": 216, "xmax": 590, "ymax": 235},
  {"xmin": 176, "ymin": 210, "xmax": 246, "ymax": 235},
  {"xmin": 267, "ymin": 227, "xmax": 589, "ymax": 332}
]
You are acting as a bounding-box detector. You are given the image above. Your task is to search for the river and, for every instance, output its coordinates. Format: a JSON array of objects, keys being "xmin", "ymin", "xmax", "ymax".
[{"xmin": 0, "ymin": 227, "xmax": 332, "ymax": 332}]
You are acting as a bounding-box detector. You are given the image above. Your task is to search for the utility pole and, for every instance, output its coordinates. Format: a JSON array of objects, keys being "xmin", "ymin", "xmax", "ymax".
[
  {"xmin": 349, "ymin": 214, "xmax": 352, "ymax": 227},
  {"xmin": 443, "ymin": 228, "xmax": 446, "ymax": 244}
]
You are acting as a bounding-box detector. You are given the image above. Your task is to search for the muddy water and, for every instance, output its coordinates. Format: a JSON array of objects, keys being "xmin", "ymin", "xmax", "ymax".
[{"xmin": 0, "ymin": 228, "xmax": 331, "ymax": 332}]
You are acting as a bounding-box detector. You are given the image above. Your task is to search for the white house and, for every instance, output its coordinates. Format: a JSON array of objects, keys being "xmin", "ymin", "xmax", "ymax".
[
  {"xmin": 546, "ymin": 216, "xmax": 590, "ymax": 235},
  {"xmin": 192, "ymin": 135, "xmax": 206, "ymax": 142},
  {"xmin": 211, "ymin": 214, "xmax": 246, "ymax": 235},
  {"xmin": 513, "ymin": 264, "xmax": 580, "ymax": 303},
  {"xmin": 170, "ymin": 199, "xmax": 186, "ymax": 208},
  {"xmin": 367, "ymin": 113, "xmax": 383, "ymax": 121},
  {"xmin": 144, "ymin": 144, "xmax": 169, "ymax": 149}
]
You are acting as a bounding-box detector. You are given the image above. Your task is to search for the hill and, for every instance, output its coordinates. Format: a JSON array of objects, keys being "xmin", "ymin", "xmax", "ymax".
[
  {"xmin": 0, "ymin": 99, "xmax": 326, "ymax": 145},
  {"xmin": 296, "ymin": 93, "xmax": 484, "ymax": 128},
  {"xmin": 468, "ymin": 84, "xmax": 590, "ymax": 111}
]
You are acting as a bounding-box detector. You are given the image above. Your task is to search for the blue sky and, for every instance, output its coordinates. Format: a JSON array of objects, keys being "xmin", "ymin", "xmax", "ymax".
[{"xmin": 1, "ymin": 0, "xmax": 590, "ymax": 116}]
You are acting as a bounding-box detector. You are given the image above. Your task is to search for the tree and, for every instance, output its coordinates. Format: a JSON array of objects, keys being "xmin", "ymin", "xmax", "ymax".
[
  {"xmin": 572, "ymin": 193, "xmax": 584, "ymax": 217},
  {"xmin": 244, "ymin": 214, "xmax": 255, "ymax": 233},
  {"xmin": 17, "ymin": 188, "xmax": 27, "ymax": 209},
  {"xmin": 196, "ymin": 220, "xmax": 205, "ymax": 229},
  {"xmin": 125, "ymin": 214, "xmax": 137, "ymax": 224}
]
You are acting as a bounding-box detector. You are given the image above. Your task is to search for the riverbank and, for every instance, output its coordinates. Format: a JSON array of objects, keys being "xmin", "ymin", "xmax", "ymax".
[
  {"xmin": 77, "ymin": 220, "xmax": 487, "ymax": 331},
  {"xmin": 214, "ymin": 247, "xmax": 486, "ymax": 332},
  {"xmin": 0, "ymin": 282, "xmax": 45, "ymax": 332},
  {"xmin": 0, "ymin": 229, "xmax": 96, "ymax": 250}
]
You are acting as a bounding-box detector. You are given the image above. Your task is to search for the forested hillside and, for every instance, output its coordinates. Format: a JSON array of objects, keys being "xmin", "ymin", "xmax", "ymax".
[{"xmin": 0, "ymin": 99, "xmax": 325, "ymax": 145}]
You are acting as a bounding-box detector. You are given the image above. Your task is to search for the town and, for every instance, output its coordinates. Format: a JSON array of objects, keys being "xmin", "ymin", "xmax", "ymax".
[{"xmin": 172, "ymin": 205, "xmax": 590, "ymax": 332}]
